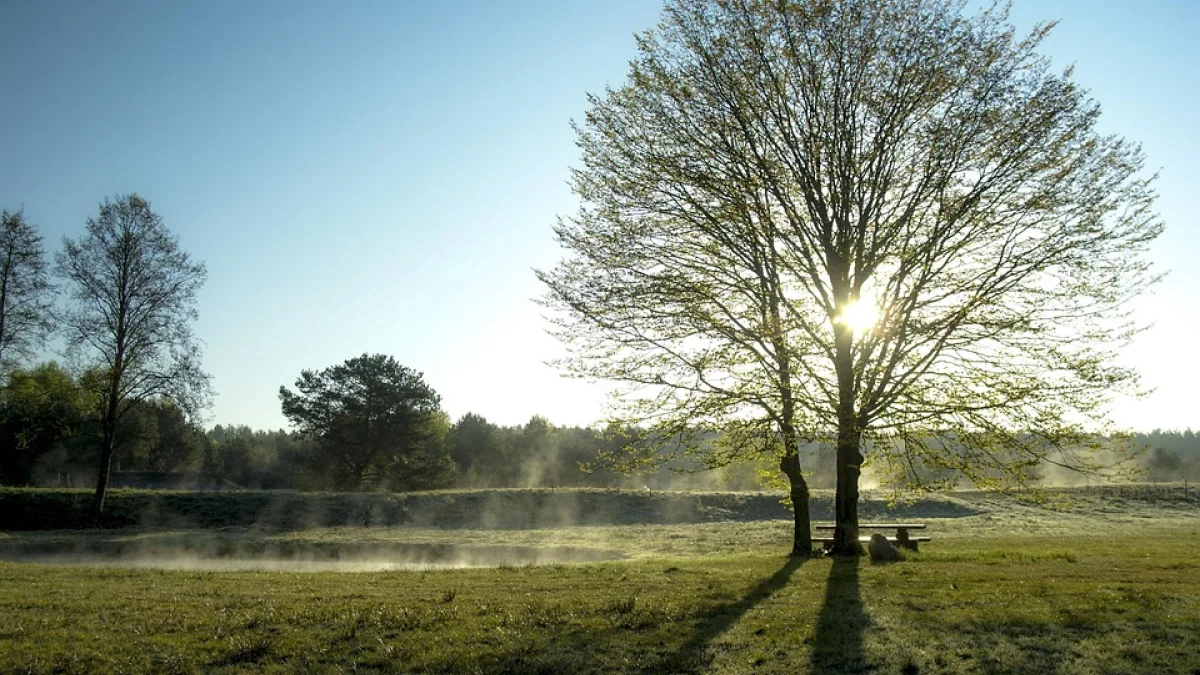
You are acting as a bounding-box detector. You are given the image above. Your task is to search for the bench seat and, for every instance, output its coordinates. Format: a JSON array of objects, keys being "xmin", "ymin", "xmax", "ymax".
[{"xmin": 813, "ymin": 535, "xmax": 931, "ymax": 552}]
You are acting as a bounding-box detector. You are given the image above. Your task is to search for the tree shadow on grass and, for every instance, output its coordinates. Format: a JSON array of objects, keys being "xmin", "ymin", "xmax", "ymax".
[
  {"xmin": 810, "ymin": 556, "xmax": 869, "ymax": 675},
  {"xmin": 415, "ymin": 556, "xmax": 808, "ymax": 675},
  {"xmin": 956, "ymin": 617, "xmax": 1200, "ymax": 675},
  {"xmin": 642, "ymin": 554, "xmax": 807, "ymax": 674}
]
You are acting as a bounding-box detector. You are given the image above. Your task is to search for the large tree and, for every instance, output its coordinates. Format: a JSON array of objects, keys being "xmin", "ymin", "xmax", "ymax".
[
  {"xmin": 539, "ymin": 0, "xmax": 1161, "ymax": 555},
  {"xmin": 57, "ymin": 194, "xmax": 210, "ymax": 523},
  {"xmin": 279, "ymin": 353, "xmax": 453, "ymax": 491},
  {"xmin": 0, "ymin": 210, "xmax": 55, "ymax": 368}
]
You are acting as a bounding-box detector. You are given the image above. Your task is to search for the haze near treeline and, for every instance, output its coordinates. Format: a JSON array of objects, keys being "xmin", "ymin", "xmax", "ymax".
[{"xmin": 0, "ymin": 0, "xmax": 1196, "ymax": 436}]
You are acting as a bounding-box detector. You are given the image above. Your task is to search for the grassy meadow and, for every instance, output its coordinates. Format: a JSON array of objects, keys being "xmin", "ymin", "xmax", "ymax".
[{"xmin": 0, "ymin": 487, "xmax": 1197, "ymax": 674}]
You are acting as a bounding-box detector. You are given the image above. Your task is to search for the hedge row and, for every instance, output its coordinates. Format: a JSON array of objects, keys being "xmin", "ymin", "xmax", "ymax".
[
  {"xmin": 0, "ymin": 487, "xmax": 977, "ymax": 531},
  {"xmin": 0, "ymin": 489, "xmax": 413, "ymax": 530}
]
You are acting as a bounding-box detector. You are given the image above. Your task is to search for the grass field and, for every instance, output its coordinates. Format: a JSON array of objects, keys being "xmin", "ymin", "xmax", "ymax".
[{"xmin": 1, "ymin": 487, "xmax": 1197, "ymax": 674}]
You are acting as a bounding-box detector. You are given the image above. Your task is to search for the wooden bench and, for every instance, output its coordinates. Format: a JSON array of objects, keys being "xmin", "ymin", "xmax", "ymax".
[{"xmin": 814, "ymin": 523, "xmax": 930, "ymax": 551}]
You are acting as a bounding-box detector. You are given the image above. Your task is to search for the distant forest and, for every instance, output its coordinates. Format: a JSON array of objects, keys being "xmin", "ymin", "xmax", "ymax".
[
  {"xmin": 0, "ymin": 361, "xmax": 749, "ymax": 491},
  {"xmin": 2, "ymin": 360, "xmax": 1196, "ymax": 491}
]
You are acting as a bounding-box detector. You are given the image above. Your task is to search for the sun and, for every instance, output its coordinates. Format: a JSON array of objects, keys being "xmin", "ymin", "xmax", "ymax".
[{"xmin": 836, "ymin": 299, "xmax": 879, "ymax": 334}]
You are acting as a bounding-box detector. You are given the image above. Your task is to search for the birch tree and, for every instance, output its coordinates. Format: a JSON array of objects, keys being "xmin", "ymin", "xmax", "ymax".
[{"xmin": 57, "ymin": 194, "xmax": 210, "ymax": 523}]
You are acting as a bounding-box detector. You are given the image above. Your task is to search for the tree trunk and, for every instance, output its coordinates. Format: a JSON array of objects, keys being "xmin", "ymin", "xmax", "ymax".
[
  {"xmin": 767, "ymin": 285, "xmax": 812, "ymax": 556},
  {"xmin": 780, "ymin": 452, "xmax": 813, "ymax": 556},
  {"xmin": 0, "ymin": 243, "xmax": 11, "ymax": 363},
  {"xmin": 831, "ymin": 294, "xmax": 864, "ymax": 556},
  {"xmin": 351, "ymin": 460, "xmax": 369, "ymax": 491},
  {"xmin": 831, "ymin": 414, "xmax": 864, "ymax": 555},
  {"xmin": 91, "ymin": 355, "xmax": 124, "ymax": 526},
  {"xmin": 91, "ymin": 419, "xmax": 117, "ymax": 526}
]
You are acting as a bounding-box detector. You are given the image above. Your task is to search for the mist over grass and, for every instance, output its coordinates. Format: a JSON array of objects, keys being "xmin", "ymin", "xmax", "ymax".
[
  {"xmin": 0, "ymin": 486, "xmax": 1197, "ymax": 674},
  {"xmin": 1, "ymin": 484, "xmax": 1196, "ymax": 574},
  {"xmin": 0, "ymin": 535, "xmax": 624, "ymax": 572}
]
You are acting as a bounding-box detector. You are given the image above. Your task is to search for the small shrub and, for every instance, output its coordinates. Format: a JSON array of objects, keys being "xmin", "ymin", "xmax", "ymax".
[{"xmin": 608, "ymin": 596, "xmax": 636, "ymax": 615}]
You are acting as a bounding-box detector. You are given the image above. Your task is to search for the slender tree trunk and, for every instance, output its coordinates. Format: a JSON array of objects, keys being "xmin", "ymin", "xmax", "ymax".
[
  {"xmin": 91, "ymin": 415, "xmax": 118, "ymax": 526},
  {"xmin": 351, "ymin": 461, "xmax": 369, "ymax": 491},
  {"xmin": 91, "ymin": 333, "xmax": 125, "ymax": 526},
  {"xmin": 780, "ymin": 452, "xmax": 813, "ymax": 556},
  {"xmin": 0, "ymin": 245, "xmax": 11, "ymax": 362}
]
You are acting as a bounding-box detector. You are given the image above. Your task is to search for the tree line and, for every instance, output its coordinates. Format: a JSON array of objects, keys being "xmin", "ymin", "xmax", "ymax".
[
  {"xmin": 1137, "ymin": 430, "xmax": 1200, "ymax": 483},
  {"xmin": 0, "ymin": 357, "xmax": 760, "ymax": 492},
  {"xmin": 3, "ymin": 352, "xmax": 1192, "ymax": 494}
]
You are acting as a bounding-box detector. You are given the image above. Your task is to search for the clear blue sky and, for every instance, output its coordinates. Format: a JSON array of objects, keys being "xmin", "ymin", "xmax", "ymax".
[{"xmin": 1, "ymin": 1, "xmax": 1195, "ymax": 432}]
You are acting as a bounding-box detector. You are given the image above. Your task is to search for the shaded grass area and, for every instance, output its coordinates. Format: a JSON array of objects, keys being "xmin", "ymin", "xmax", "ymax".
[{"xmin": 1, "ymin": 525, "xmax": 1198, "ymax": 674}]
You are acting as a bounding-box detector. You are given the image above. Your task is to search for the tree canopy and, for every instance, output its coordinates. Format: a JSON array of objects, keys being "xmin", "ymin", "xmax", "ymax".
[
  {"xmin": 0, "ymin": 210, "xmax": 54, "ymax": 368},
  {"xmin": 279, "ymin": 353, "xmax": 453, "ymax": 491},
  {"xmin": 539, "ymin": 0, "xmax": 1162, "ymax": 554}
]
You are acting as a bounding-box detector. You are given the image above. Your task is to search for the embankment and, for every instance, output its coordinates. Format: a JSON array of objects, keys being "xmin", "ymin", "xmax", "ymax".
[{"xmin": 0, "ymin": 487, "xmax": 978, "ymax": 531}]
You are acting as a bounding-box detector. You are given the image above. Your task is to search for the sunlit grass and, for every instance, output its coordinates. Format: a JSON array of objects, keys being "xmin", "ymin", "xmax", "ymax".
[
  {"xmin": 1, "ymin": 530, "xmax": 1196, "ymax": 674},
  {"xmin": 1, "ymin": 491, "xmax": 1198, "ymax": 673}
]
